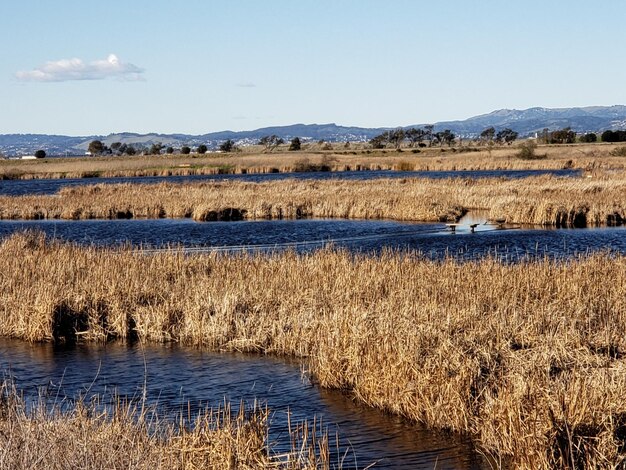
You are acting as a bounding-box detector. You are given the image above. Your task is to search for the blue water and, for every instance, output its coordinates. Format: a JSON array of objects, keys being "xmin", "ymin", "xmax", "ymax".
[
  {"xmin": 0, "ymin": 168, "xmax": 580, "ymax": 196},
  {"xmin": 0, "ymin": 217, "xmax": 623, "ymax": 261},
  {"xmin": 0, "ymin": 338, "xmax": 486, "ymax": 469}
]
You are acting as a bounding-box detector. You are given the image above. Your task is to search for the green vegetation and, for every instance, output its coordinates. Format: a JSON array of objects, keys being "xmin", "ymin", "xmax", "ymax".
[
  {"xmin": 538, "ymin": 127, "xmax": 576, "ymax": 144},
  {"xmin": 495, "ymin": 128, "xmax": 518, "ymax": 144},
  {"xmin": 88, "ymin": 140, "xmax": 106, "ymax": 156},
  {"xmin": 288, "ymin": 137, "xmax": 302, "ymax": 151},
  {"xmin": 580, "ymin": 132, "xmax": 598, "ymax": 143},
  {"xmin": 602, "ymin": 130, "xmax": 626, "ymax": 142},
  {"xmin": 148, "ymin": 142, "xmax": 163, "ymax": 155},
  {"xmin": 516, "ymin": 140, "xmax": 546, "ymax": 160},
  {"xmin": 219, "ymin": 139, "xmax": 236, "ymax": 152},
  {"xmin": 258, "ymin": 135, "xmax": 284, "ymax": 152}
]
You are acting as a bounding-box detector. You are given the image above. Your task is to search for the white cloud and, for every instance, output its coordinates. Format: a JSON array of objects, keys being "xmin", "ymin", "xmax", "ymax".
[
  {"xmin": 236, "ymin": 82, "xmax": 256, "ymax": 88},
  {"xmin": 15, "ymin": 54, "xmax": 145, "ymax": 82}
]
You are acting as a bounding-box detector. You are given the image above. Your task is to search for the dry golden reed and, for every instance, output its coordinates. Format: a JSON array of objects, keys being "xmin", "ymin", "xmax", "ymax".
[
  {"xmin": 2, "ymin": 142, "xmax": 626, "ymax": 181},
  {"xmin": 1, "ymin": 173, "xmax": 626, "ymax": 226},
  {"xmin": 0, "ymin": 379, "xmax": 332, "ymax": 469},
  {"xmin": 2, "ymin": 232, "xmax": 626, "ymax": 467}
]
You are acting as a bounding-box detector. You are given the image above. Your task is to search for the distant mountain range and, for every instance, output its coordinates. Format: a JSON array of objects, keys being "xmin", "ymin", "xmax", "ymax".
[{"xmin": 2, "ymin": 105, "xmax": 626, "ymax": 156}]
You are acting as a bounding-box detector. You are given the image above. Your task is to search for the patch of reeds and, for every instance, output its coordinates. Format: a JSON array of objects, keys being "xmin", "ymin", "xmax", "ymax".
[
  {"xmin": 2, "ymin": 173, "xmax": 626, "ymax": 226},
  {"xmin": 610, "ymin": 146, "xmax": 626, "ymax": 157},
  {"xmin": 0, "ymin": 378, "xmax": 334, "ymax": 469},
  {"xmin": 2, "ymin": 232, "xmax": 626, "ymax": 467},
  {"xmin": 515, "ymin": 140, "xmax": 547, "ymax": 160}
]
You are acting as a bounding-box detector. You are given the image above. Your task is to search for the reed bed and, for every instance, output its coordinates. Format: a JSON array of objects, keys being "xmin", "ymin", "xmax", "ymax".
[
  {"xmin": 0, "ymin": 379, "xmax": 333, "ymax": 469},
  {"xmin": 2, "ymin": 143, "xmax": 625, "ymax": 181},
  {"xmin": 2, "ymin": 232, "xmax": 626, "ymax": 467},
  {"xmin": 2, "ymin": 173, "xmax": 626, "ymax": 226}
]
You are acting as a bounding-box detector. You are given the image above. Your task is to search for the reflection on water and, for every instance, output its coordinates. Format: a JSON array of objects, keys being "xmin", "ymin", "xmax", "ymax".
[
  {"xmin": 0, "ymin": 168, "xmax": 581, "ymax": 196},
  {"xmin": 0, "ymin": 217, "xmax": 624, "ymax": 261},
  {"xmin": 0, "ymin": 338, "xmax": 487, "ymax": 469}
]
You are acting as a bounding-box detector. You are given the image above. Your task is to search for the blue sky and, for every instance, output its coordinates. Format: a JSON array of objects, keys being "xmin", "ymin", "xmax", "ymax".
[{"xmin": 2, "ymin": 0, "xmax": 625, "ymax": 135}]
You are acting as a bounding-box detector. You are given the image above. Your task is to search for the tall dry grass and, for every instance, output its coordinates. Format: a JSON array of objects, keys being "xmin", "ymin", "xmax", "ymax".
[
  {"xmin": 2, "ymin": 232, "xmax": 626, "ymax": 467},
  {"xmin": 1, "ymin": 173, "xmax": 626, "ymax": 226},
  {"xmin": 0, "ymin": 379, "xmax": 333, "ymax": 469},
  {"xmin": 2, "ymin": 142, "xmax": 626, "ymax": 180}
]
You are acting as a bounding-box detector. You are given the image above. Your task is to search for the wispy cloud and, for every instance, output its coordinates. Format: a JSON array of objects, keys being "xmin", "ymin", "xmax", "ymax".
[
  {"xmin": 15, "ymin": 54, "xmax": 145, "ymax": 82},
  {"xmin": 236, "ymin": 82, "xmax": 256, "ymax": 88}
]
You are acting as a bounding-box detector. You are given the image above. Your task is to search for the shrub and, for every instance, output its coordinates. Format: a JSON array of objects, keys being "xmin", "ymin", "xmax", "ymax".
[
  {"xmin": 516, "ymin": 140, "xmax": 546, "ymax": 160},
  {"xmin": 601, "ymin": 130, "xmax": 626, "ymax": 142},
  {"xmin": 289, "ymin": 137, "xmax": 301, "ymax": 151},
  {"xmin": 219, "ymin": 140, "xmax": 236, "ymax": 152},
  {"xmin": 610, "ymin": 146, "xmax": 626, "ymax": 157},
  {"xmin": 580, "ymin": 133, "xmax": 597, "ymax": 143}
]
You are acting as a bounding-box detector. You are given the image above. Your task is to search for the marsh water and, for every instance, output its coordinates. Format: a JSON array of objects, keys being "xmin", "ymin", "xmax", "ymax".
[
  {"xmin": 0, "ymin": 338, "xmax": 486, "ymax": 469},
  {"xmin": 1, "ymin": 217, "xmax": 624, "ymax": 260},
  {"xmin": 1, "ymin": 168, "xmax": 621, "ymax": 468},
  {"xmin": 0, "ymin": 168, "xmax": 579, "ymax": 196}
]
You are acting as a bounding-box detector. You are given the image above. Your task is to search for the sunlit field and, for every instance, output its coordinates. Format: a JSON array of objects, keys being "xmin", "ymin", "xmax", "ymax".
[{"xmin": 2, "ymin": 142, "xmax": 626, "ymax": 180}]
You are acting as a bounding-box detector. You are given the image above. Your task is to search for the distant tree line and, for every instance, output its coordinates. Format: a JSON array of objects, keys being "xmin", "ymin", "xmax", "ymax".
[
  {"xmin": 86, "ymin": 140, "xmax": 239, "ymax": 156},
  {"xmin": 601, "ymin": 130, "xmax": 626, "ymax": 142},
  {"xmin": 479, "ymin": 127, "xmax": 519, "ymax": 145},
  {"xmin": 258, "ymin": 135, "xmax": 284, "ymax": 152},
  {"xmin": 538, "ymin": 127, "xmax": 577, "ymax": 144},
  {"xmin": 369, "ymin": 126, "xmax": 457, "ymax": 149},
  {"xmin": 537, "ymin": 128, "xmax": 626, "ymax": 144},
  {"xmin": 81, "ymin": 126, "xmax": 626, "ymax": 158}
]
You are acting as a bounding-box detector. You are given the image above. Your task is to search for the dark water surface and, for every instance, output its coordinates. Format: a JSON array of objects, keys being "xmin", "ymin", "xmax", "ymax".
[
  {"xmin": 0, "ymin": 168, "xmax": 580, "ymax": 196},
  {"xmin": 0, "ymin": 217, "xmax": 624, "ymax": 260},
  {"xmin": 0, "ymin": 338, "xmax": 486, "ymax": 469}
]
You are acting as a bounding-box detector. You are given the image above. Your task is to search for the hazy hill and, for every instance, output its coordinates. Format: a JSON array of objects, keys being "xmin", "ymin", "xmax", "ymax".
[
  {"xmin": 421, "ymin": 105, "xmax": 626, "ymax": 136},
  {"xmin": 2, "ymin": 105, "xmax": 626, "ymax": 156}
]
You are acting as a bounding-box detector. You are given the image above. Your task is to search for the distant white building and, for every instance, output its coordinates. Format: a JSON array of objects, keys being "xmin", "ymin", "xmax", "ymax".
[{"xmin": 21, "ymin": 155, "xmax": 37, "ymax": 160}]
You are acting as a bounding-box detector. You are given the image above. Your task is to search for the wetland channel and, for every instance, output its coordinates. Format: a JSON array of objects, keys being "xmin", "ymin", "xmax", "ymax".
[
  {"xmin": 0, "ymin": 168, "xmax": 579, "ymax": 196},
  {"xmin": 1, "ymin": 168, "xmax": 618, "ymax": 468},
  {"xmin": 1, "ymin": 338, "xmax": 485, "ymax": 469}
]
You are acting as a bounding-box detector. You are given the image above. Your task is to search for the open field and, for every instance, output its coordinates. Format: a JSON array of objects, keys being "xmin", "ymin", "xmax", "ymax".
[
  {"xmin": 2, "ymin": 142, "xmax": 626, "ymax": 180},
  {"xmin": 0, "ymin": 379, "xmax": 331, "ymax": 469},
  {"xmin": 1, "ymin": 233, "xmax": 626, "ymax": 467},
  {"xmin": 1, "ymin": 172, "xmax": 625, "ymax": 226}
]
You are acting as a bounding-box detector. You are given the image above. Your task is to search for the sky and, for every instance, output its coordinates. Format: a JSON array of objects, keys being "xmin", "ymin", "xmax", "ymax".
[{"xmin": 2, "ymin": 0, "xmax": 626, "ymax": 136}]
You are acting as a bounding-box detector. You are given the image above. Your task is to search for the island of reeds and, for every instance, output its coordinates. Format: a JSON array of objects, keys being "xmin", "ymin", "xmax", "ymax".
[
  {"xmin": 1, "ymin": 231, "xmax": 626, "ymax": 468},
  {"xmin": 1, "ymin": 172, "xmax": 625, "ymax": 227}
]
